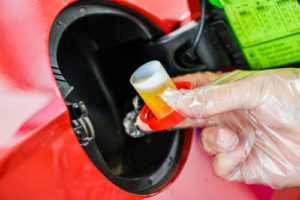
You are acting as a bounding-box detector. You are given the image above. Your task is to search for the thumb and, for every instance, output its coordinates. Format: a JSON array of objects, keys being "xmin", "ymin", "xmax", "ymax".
[{"xmin": 161, "ymin": 76, "xmax": 265, "ymax": 119}]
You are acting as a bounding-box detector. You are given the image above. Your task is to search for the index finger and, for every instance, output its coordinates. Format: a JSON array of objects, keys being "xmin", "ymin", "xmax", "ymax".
[{"xmin": 172, "ymin": 72, "xmax": 219, "ymax": 88}]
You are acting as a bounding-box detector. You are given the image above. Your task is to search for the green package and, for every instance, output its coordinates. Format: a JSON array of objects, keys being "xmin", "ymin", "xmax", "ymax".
[{"xmin": 209, "ymin": 0, "xmax": 300, "ymax": 69}]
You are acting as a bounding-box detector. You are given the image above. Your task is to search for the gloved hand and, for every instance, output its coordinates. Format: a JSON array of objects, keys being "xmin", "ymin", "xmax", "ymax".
[{"xmin": 158, "ymin": 68, "xmax": 300, "ymax": 189}]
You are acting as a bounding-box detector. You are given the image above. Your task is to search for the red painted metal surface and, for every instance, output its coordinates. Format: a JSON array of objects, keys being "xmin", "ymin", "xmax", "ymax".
[
  {"xmin": 0, "ymin": 0, "xmax": 299, "ymax": 199},
  {"xmin": 111, "ymin": 0, "xmax": 201, "ymax": 32}
]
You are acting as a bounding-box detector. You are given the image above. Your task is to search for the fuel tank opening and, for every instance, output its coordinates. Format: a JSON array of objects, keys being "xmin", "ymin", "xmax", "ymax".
[{"xmin": 49, "ymin": 1, "xmax": 187, "ymax": 194}]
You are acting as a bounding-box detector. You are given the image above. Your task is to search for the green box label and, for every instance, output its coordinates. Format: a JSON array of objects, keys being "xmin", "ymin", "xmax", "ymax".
[
  {"xmin": 212, "ymin": 0, "xmax": 300, "ymax": 69},
  {"xmin": 244, "ymin": 33, "xmax": 300, "ymax": 69}
]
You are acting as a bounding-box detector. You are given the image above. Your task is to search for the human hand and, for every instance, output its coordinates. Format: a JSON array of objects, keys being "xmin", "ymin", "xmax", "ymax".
[{"xmin": 160, "ymin": 68, "xmax": 300, "ymax": 188}]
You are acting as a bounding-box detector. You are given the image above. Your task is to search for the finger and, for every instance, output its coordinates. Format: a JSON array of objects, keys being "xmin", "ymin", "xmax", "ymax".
[
  {"xmin": 201, "ymin": 71, "xmax": 267, "ymax": 118},
  {"xmin": 136, "ymin": 116, "xmax": 153, "ymax": 132},
  {"xmin": 172, "ymin": 118, "xmax": 211, "ymax": 129},
  {"xmin": 162, "ymin": 73, "xmax": 265, "ymax": 119},
  {"xmin": 172, "ymin": 72, "xmax": 219, "ymax": 88},
  {"xmin": 136, "ymin": 109, "xmax": 211, "ymax": 131},
  {"xmin": 160, "ymin": 88, "xmax": 203, "ymax": 119},
  {"xmin": 212, "ymin": 145, "xmax": 248, "ymax": 179},
  {"xmin": 200, "ymin": 127, "xmax": 239, "ymax": 154}
]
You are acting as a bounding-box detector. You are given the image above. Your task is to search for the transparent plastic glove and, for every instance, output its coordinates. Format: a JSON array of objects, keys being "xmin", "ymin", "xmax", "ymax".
[{"xmin": 160, "ymin": 68, "xmax": 300, "ymax": 189}]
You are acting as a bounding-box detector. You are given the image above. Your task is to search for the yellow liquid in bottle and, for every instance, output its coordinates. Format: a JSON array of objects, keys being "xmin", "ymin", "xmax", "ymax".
[{"xmin": 135, "ymin": 78, "xmax": 177, "ymax": 119}]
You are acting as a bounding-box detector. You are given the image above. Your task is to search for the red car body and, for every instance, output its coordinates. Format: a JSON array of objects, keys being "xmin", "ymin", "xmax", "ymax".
[{"xmin": 0, "ymin": 0, "xmax": 299, "ymax": 199}]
